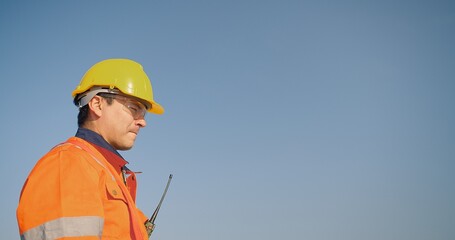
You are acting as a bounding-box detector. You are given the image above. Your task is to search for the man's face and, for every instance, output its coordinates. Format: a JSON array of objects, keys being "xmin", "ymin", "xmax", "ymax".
[{"xmin": 100, "ymin": 95, "xmax": 148, "ymax": 150}]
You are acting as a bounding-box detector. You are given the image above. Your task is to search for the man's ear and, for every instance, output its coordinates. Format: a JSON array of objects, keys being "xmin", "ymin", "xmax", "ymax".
[{"xmin": 87, "ymin": 95, "xmax": 103, "ymax": 117}]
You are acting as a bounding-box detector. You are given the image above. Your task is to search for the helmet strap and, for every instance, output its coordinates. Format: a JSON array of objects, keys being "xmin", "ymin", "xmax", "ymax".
[{"xmin": 75, "ymin": 87, "xmax": 118, "ymax": 108}]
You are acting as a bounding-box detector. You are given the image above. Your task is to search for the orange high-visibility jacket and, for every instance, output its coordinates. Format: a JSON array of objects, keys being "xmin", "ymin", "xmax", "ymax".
[{"xmin": 17, "ymin": 137, "xmax": 149, "ymax": 240}]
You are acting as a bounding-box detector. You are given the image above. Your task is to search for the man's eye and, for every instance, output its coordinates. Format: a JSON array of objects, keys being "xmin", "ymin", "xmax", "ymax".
[{"xmin": 128, "ymin": 105, "xmax": 139, "ymax": 113}]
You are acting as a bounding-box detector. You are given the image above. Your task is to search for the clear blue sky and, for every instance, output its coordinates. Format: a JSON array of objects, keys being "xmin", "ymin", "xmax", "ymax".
[{"xmin": 1, "ymin": 1, "xmax": 454, "ymax": 239}]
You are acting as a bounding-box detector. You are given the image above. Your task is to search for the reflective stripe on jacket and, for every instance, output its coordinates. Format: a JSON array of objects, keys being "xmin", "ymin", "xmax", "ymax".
[{"xmin": 17, "ymin": 137, "xmax": 149, "ymax": 240}]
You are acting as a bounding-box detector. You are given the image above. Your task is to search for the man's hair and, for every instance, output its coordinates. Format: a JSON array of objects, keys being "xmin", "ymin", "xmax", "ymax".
[{"xmin": 77, "ymin": 93, "xmax": 115, "ymax": 127}]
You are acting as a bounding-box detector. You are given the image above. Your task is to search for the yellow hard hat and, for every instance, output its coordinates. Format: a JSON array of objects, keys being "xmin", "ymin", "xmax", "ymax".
[{"xmin": 72, "ymin": 58, "xmax": 164, "ymax": 114}]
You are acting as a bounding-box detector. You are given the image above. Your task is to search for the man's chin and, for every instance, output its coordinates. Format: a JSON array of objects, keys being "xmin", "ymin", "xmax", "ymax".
[
  {"xmin": 119, "ymin": 144, "xmax": 134, "ymax": 151},
  {"xmin": 115, "ymin": 141, "xmax": 134, "ymax": 151}
]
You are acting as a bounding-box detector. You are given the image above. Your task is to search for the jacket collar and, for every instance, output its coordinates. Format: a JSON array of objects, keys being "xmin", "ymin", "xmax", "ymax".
[{"xmin": 75, "ymin": 128, "xmax": 128, "ymax": 166}]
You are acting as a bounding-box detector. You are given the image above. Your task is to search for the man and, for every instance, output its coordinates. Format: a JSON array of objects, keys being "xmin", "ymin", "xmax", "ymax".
[{"xmin": 17, "ymin": 59, "xmax": 164, "ymax": 239}]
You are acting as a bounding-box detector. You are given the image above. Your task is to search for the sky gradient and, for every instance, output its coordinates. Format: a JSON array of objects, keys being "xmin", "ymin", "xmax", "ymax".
[{"xmin": 1, "ymin": 1, "xmax": 454, "ymax": 239}]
